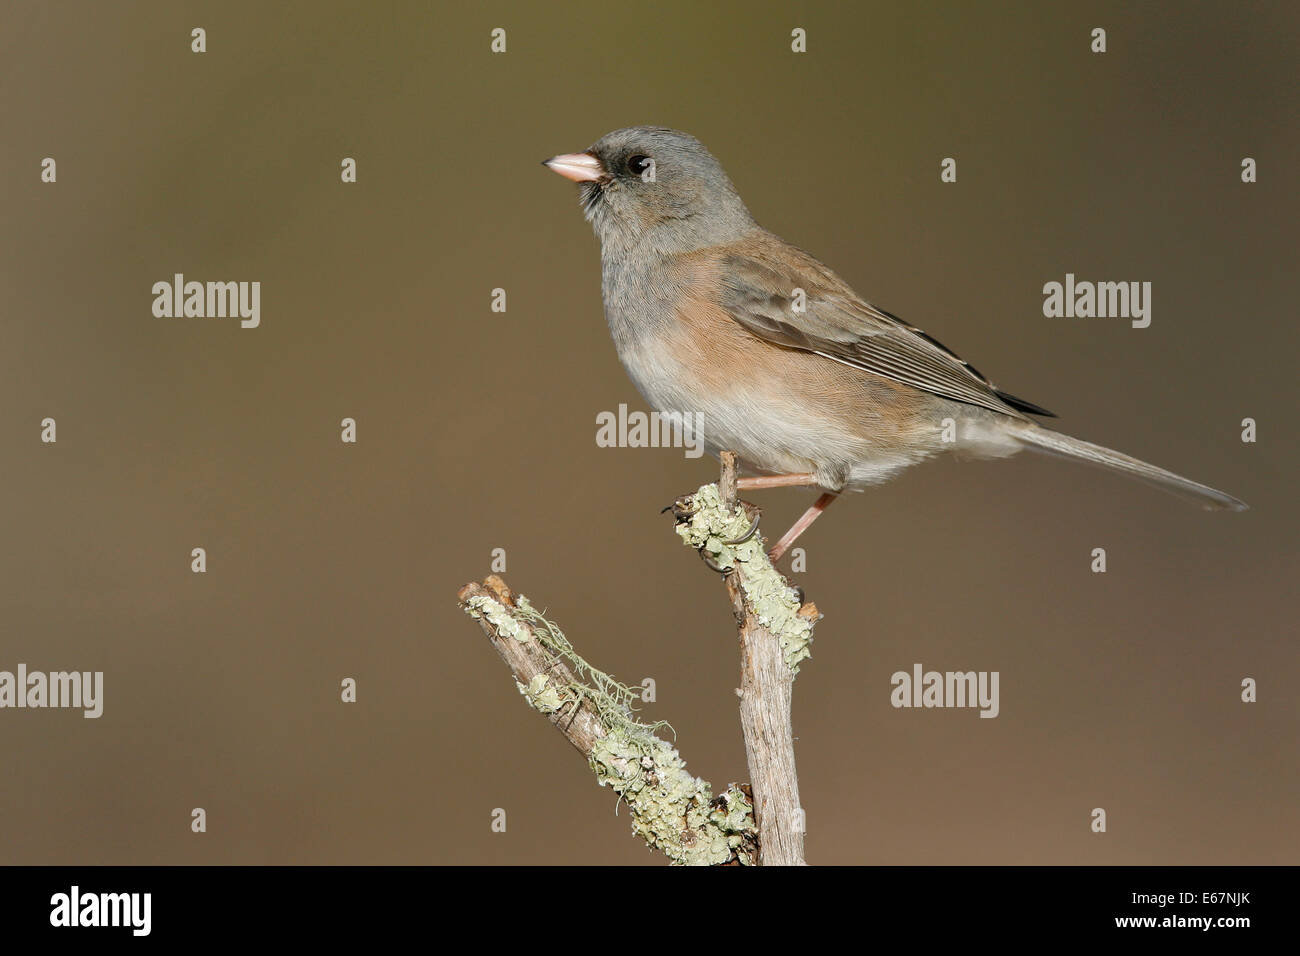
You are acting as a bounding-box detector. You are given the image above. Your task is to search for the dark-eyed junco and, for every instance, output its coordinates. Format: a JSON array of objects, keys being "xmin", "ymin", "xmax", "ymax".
[{"xmin": 545, "ymin": 127, "xmax": 1247, "ymax": 559}]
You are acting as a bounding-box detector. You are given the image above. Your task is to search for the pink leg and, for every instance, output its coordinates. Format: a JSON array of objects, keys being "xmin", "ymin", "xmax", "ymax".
[
  {"xmin": 737, "ymin": 473, "xmax": 820, "ymax": 490},
  {"xmin": 769, "ymin": 492, "xmax": 839, "ymax": 562}
]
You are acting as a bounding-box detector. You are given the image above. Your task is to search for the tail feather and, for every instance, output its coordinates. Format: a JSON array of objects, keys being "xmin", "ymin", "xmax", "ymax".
[{"xmin": 1016, "ymin": 426, "xmax": 1248, "ymax": 512}]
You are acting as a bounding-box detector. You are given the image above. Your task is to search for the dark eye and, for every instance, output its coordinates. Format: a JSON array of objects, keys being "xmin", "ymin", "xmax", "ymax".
[{"xmin": 626, "ymin": 154, "xmax": 652, "ymax": 175}]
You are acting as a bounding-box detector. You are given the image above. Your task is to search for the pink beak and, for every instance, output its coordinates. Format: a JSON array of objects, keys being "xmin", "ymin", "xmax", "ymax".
[{"xmin": 543, "ymin": 152, "xmax": 606, "ymax": 183}]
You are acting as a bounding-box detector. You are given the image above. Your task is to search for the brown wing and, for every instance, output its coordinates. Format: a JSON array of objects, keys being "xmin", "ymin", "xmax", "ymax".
[{"xmin": 713, "ymin": 237, "xmax": 1053, "ymax": 419}]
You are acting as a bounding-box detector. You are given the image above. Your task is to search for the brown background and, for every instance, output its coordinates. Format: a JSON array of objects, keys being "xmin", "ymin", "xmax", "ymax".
[{"xmin": 1, "ymin": 1, "xmax": 1295, "ymax": 865}]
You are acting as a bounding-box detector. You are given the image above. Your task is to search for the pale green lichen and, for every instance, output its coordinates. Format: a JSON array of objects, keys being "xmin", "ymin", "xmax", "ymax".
[
  {"xmin": 463, "ymin": 588, "xmax": 756, "ymax": 865},
  {"xmin": 465, "ymin": 594, "xmax": 530, "ymax": 642},
  {"xmin": 516, "ymin": 674, "xmax": 566, "ymax": 713},
  {"xmin": 590, "ymin": 729, "xmax": 754, "ymax": 866},
  {"xmin": 674, "ymin": 483, "xmax": 816, "ymax": 672}
]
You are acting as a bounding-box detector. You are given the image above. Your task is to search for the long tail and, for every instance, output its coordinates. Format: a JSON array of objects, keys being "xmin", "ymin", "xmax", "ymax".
[{"xmin": 1015, "ymin": 425, "xmax": 1248, "ymax": 512}]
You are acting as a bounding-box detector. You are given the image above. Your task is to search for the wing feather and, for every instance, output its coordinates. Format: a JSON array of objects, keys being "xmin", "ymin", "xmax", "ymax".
[{"xmin": 714, "ymin": 241, "xmax": 1053, "ymax": 418}]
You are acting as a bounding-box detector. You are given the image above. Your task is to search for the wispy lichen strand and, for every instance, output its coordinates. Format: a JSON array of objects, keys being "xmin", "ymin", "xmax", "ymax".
[{"xmin": 462, "ymin": 589, "xmax": 757, "ymax": 865}]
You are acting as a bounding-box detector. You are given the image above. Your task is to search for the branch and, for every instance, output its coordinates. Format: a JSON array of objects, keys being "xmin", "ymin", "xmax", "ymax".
[
  {"xmin": 670, "ymin": 453, "xmax": 820, "ymax": 866},
  {"xmin": 457, "ymin": 574, "xmax": 758, "ymax": 865}
]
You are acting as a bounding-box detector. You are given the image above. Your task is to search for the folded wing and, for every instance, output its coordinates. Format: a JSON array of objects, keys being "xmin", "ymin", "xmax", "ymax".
[{"xmin": 715, "ymin": 239, "xmax": 1054, "ymax": 419}]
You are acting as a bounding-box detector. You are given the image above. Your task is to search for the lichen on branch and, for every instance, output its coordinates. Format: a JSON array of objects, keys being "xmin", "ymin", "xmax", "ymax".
[
  {"xmin": 460, "ymin": 579, "xmax": 757, "ymax": 865},
  {"xmin": 673, "ymin": 483, "xmax": 815, "ymax": 673}
]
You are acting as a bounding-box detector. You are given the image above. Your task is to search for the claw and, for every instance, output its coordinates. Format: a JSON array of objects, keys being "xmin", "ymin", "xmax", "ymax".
[
  {"xmin": 667, "ymin": 495, "xmax": 698, "ymax": 522},
  {"xmin": 722, "ymin": 507, "xmax": 761, "ymax": 546},
  {"xmin": 699, "ymin": 550, "xmax": 731, "ymax": 574}
]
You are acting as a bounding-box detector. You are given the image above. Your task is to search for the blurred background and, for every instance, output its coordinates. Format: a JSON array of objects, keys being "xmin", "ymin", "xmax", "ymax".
[{"xmin": 1, "ymin": 1, "xmax": 1295, "ymax": 864}]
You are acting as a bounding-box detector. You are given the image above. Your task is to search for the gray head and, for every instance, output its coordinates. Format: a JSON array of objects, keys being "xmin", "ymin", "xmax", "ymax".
[{"xmin": 544, "ymin": 127, "xmax": 755, "ymax": 255}]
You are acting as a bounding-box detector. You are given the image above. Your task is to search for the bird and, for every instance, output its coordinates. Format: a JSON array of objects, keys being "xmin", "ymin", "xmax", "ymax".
[{"xmin": 544, "ymin": 127, "xmax": 1247, "ymax": 560}]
